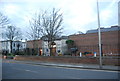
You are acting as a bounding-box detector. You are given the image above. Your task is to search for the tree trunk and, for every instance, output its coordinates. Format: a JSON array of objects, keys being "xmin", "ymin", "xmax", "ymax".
[
  {"xmin": 48, "ymin": 41, "xmax": 53, "ymax": 56},
  {"xmin": 50, "ymin": 48, "xmax": 52, "ymax": 56},
  {"xmin": 10, "ymin": 40, "xmax": 12, "ymax": 53}
]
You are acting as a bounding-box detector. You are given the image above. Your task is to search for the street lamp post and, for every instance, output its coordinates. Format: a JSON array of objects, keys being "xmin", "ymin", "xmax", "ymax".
[{"xmin": 97, "ymin": 0, "xmax": 102, "ymax": 69}]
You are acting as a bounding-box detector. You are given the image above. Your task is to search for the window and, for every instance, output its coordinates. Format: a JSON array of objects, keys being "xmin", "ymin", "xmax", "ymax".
[{"xmin": 14, "ymin": 43, "xmax": 15, "ymax": 47}]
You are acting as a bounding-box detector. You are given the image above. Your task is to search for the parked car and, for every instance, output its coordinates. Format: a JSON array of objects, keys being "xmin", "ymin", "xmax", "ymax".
[{"xmin": 83, "ymin": 52, "xmax": 94, "ymax": 57}]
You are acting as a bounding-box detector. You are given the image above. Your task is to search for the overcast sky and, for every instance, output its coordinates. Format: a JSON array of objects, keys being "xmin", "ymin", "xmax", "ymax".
[{"xmin": 0, "ymin": 0, "xmax": 119, "ymax": 39}]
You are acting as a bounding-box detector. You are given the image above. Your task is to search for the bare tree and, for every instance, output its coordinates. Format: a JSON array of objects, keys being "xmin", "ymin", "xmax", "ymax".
[
  {"xmin": 41, "ymin": 8, "xmax": 63, "ymax": 56},
  {"xmin": 27, "ymin": 13, "xmax": 41, "ymax": 40},
  {"xmin": 28, "ymin": 8, "xmax": 63, "ymax": 56},
  {"xmin": 4, "ymin": 25, "xmax": 22, "ymax": 53},
  {"xmin": 27, "ymin": 13, "xmax": 41, "ymax": 55},
  {"xmin": 0, "ymin": 12, "xmax": 9, "ymax": 28},
  {"xmin": 0, "ymin": 12, "xmax": 9, "ymax": 40}
]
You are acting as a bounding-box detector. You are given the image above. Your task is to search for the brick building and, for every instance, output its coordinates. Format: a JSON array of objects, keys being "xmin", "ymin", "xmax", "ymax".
[
  {"xmin": 69, "ymin": 26, "xmax": 120, "ymax": 56},
  {"xmin": 26, "ymin": 36, "xmax": 68, "ymax": 56},
  {"xmin": 26, "ymin": 40, "xmax": 42, "ymax": 55}
]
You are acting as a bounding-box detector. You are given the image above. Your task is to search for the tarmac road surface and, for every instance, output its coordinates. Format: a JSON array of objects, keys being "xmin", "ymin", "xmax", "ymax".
[{"xmin": 2, "ymin": 60, "xmax": 120, "ymax": 79}]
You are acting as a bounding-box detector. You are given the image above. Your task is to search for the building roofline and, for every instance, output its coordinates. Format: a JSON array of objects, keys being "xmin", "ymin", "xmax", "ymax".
[
  {"xmin": 69, "ymin": 26, "xmax": 120, "ymax": 37},
  {"xmin": 0, "ymin": 40, "xmax": 22, "ymax": 42}
]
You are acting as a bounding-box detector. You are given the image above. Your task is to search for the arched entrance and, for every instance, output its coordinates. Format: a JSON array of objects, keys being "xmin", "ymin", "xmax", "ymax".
[
  {"xmin": 51, "ymin": 42, "xmax": 56, "ymax": 56},
  {"xmin": 39, "ymin": 48, "xmax": 42, "ymax": 56}
]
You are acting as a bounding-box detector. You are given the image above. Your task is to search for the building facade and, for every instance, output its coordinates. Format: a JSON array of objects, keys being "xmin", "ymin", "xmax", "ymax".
[
  {"xmin": 26, "ymin": 40, "xmax": 42, "ymax": 55},
  {"xmin": 42, "ymin": 38, "xmax": 68, "ymax": 56},
  {"xmin": 26, "ymin": 36, "xmax": 68, "ymax": 56},
  {"xmin": 26, "ymin": 26, "xmax": 120, "ymax": 56},
  {"xmin": 0, "ymin": 40, "xmax": 26, "ymax": 54},
  {"xmin": 69, "ymin": 26, "xmax": 120, "ymax": 56}
]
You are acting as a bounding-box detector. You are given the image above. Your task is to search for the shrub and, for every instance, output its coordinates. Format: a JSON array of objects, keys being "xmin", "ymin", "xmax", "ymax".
[
  {"xmin": 7, "ymin": 53, "xmax": 15, "ymax": 57},
  {"xmin": 64, "ymin": 53, "xmax": 71, "ymax": 56}
]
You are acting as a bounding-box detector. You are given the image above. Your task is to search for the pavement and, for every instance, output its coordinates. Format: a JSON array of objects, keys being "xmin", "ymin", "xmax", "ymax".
[{"xmin": 2, "ymin": 59, "xmax": 120, "ymax": 71}]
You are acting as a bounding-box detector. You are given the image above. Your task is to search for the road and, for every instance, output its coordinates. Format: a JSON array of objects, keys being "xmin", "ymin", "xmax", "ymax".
[
  {"xmin": 2, "ymin": 61, "xmax": 119, "ymax": 79},
  {"xmin": 0, "ymin": 59, "xmax": 2, "ymax": 80}
]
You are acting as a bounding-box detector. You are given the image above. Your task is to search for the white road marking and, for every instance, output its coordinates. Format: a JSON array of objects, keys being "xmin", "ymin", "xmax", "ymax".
[
  {"xmin": 25, "ymin": 69, "xmax": 38, "ymax": 73},
  {"xmin": 25, "ymin": 70, "xmax": 30, "ymax": 71},
  {"xmin": 12, "ymin": 68, "xmax": 38, "ymax": 73}
]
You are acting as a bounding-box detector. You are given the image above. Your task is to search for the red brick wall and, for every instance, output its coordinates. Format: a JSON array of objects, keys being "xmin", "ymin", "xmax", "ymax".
[
  {"xmin": 26, "ymin": 40, "xmax": 42, "ymax": 49},
  {"xmin": 14, "ymin": 55, "xmax": 120, "ymax": 66},
  {"xmin": 69, "ymin": 31, "xmax": 120, "ymax": 56}
]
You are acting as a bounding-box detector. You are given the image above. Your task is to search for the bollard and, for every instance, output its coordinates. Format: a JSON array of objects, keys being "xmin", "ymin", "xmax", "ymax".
[
  {"xmin": 79, "ymin": 52, "xmax": 82, "ymax": 57},
  {"xmin": 94, "ymin": 52, "xmax": 96, "ymax": 57}
]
